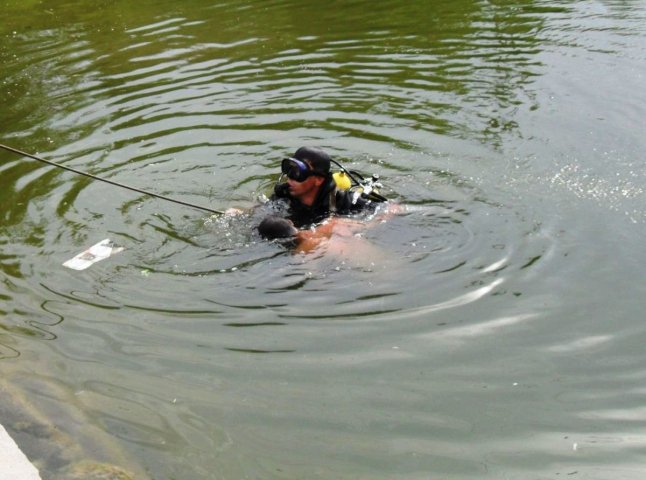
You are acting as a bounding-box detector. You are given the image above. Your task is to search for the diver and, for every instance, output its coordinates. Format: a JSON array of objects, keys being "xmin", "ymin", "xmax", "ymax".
[
  {"xmin": 257, "ymin": 148, "xmax": 400, "ymax": 258},
  {"xmin": 273, "ymin": 146, "xmax": 380, "ymax": 228},
  {"xmin": 227, "ymin": 146, "xmax": 390, "ymax": 248}
]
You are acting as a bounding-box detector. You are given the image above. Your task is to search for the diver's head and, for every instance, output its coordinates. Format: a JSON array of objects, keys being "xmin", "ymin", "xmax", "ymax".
[
  {"xmin": 258, "ymin": 216, "xmax": 298, "ymax": 240},
  {"xmin": 281, "ymin": 147, "xmax": 333, "ymax": 205},
  {"xmin": 281, "ymin": 147, "xmax": 332, "ymax": 181},
  {"xmin": 294, "ymin": 147, "xmax": 331, "ymax": 176}
]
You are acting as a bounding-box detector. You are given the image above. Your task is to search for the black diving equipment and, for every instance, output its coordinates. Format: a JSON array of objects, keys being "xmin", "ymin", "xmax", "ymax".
[
  {"xmin": 350, "ymin": 172, "xmax": 388, "ymax": 203},
  {"xmin": 327, "ymin": 157, "xmax": 388, "ymax": 203}
]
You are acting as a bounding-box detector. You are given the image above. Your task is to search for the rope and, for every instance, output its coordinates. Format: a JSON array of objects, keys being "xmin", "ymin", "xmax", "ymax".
[{"xmin": 0, "ymin": 142, "xmax": 224, "ymax": 215}]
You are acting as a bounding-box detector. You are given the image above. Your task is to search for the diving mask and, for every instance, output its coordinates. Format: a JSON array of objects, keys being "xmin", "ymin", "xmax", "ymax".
[{"xmin": 281, "ymin": 158, "xmax": 324, "ymax": 182}]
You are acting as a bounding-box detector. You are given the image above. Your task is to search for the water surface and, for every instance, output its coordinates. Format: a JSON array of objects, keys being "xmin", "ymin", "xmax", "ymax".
[{"xmin": 1, "ymin": 1, "xmax": 645, "ymax": 478}]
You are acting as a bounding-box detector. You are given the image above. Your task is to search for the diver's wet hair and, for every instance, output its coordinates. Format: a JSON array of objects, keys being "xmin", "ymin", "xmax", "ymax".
[{"xmin": 258, "ymin": 215, "xmax": 298, "ymax": 240}]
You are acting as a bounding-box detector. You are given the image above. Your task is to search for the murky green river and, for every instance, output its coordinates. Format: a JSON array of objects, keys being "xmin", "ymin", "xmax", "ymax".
[{"xmin": 1, "ymin": 0, "xmax": 645, "ymax": 478}]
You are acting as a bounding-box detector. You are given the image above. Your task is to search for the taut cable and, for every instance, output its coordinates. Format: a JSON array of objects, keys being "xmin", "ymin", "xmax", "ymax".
[{"xmin": 0, "ymin": 142, "xmax": 224, "ymax": 215}]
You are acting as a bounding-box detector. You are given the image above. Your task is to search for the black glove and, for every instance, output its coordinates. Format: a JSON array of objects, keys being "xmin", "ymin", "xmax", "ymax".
[{"xmin": 273, "ymin": 182, "xmax": 290, "ymax": 199}]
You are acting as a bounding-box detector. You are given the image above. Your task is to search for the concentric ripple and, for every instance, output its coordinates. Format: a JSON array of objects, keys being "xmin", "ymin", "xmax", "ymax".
[{"xmin": 2, "ymin": 1, "xmax": 646, "ymax": 479}]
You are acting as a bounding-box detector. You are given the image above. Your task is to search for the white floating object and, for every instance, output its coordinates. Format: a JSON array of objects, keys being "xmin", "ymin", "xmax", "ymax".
[{"xmin": 63, "ymin": 238, "xmax": 124, "ymax": 270}]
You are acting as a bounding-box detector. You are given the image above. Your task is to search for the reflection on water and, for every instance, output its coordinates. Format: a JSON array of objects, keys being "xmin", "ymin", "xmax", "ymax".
[{"xmin": 1, "ymin": 0, "xmax": 646, "ymax": 478}]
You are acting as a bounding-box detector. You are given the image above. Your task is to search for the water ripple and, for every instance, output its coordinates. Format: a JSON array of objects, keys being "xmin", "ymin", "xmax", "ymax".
[{"xmin": 3, "ymin": 1, "xmax": 646, "ymax": 478}]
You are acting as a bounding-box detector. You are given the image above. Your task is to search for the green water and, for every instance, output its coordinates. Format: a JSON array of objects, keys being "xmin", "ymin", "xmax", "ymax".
[{"xmin": 1, "ymin": 0, "xmax": 645, "ymax": 478}]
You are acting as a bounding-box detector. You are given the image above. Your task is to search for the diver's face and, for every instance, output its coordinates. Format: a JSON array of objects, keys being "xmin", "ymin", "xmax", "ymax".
[
  {"xmin": 286, "ymin": 160, "xmax": 325, "ymax": 202},
  {"xmin": 287, "ymin": 174, "xmax": 323, "ymax": 199}
]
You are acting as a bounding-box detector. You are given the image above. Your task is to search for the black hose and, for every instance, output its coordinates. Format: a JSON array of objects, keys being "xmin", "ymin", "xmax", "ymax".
[
  {"xmin": 0, "ymin": 143, "xmax": 224, "ymax": 215},
  {"xmin": 329, "ymin": 158, "xmax": 362, "ymax": 186}
]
